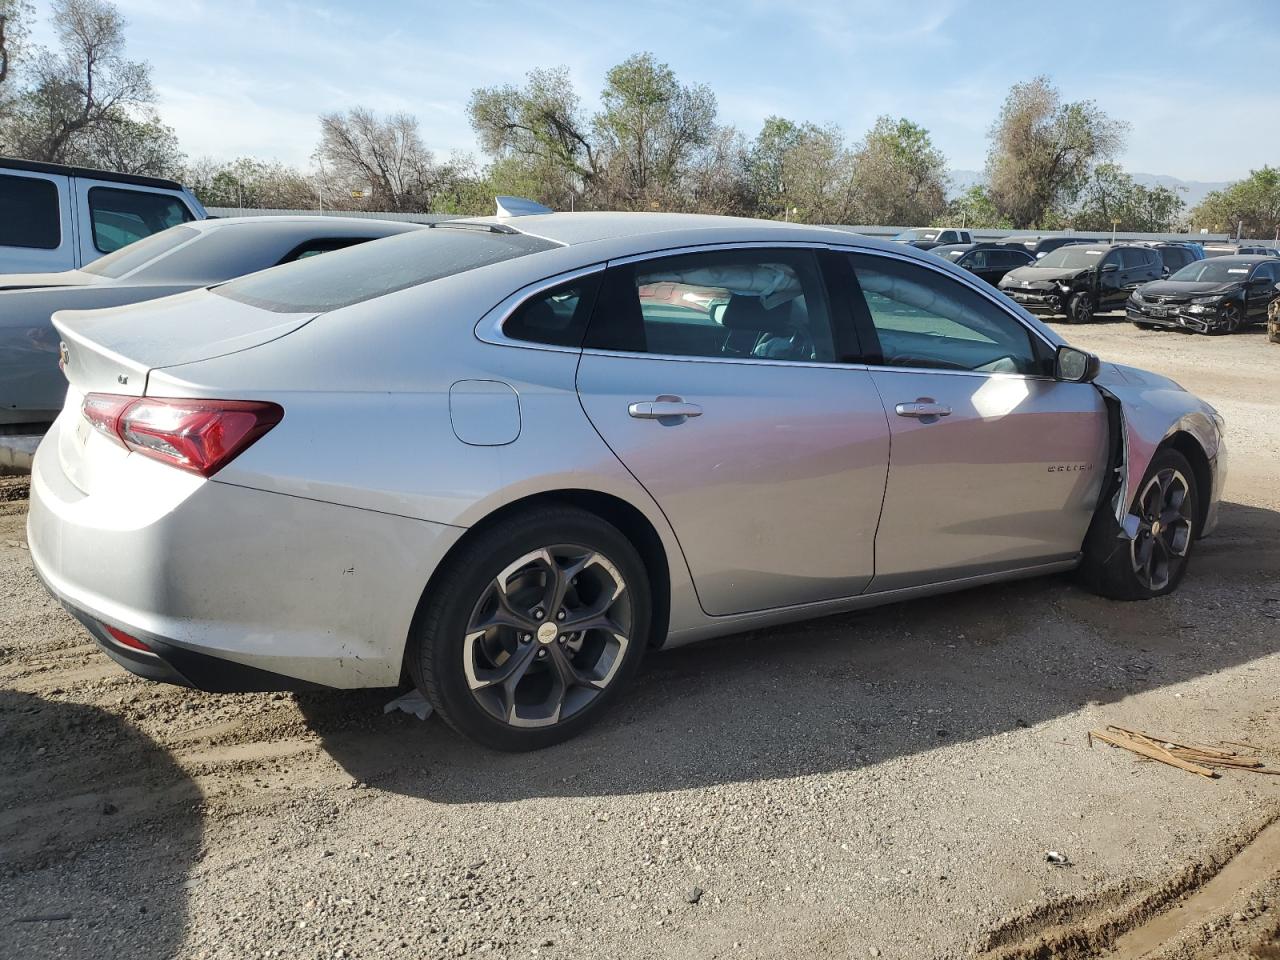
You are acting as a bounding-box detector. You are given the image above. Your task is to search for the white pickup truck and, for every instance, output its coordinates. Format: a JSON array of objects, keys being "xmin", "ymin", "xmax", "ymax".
[{"xmin": 0, "ymin": 157, "xmax": 207, "ymax": 275}]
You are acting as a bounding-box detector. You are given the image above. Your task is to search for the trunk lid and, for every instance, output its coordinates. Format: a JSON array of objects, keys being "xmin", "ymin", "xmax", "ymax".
[
  {"xmin": 52, "ymin": 287, "xmax": 317, "ymax": 398},
  {"xmin": 0, "ymin": 269, "xmax": 101, "ymax": 291}
]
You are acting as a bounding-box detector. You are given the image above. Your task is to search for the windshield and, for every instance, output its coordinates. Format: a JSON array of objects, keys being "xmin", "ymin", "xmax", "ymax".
[
  {"xmin": 215, "ymin": 226, "xmax": 560, "ymax": 313},
  {"xmin": 894, "ymin": 229, "xmax": 939, "ymax": 242},
  {"xmin": 1035, "ymin": 247, "xmax": 1108, "ymax": 270},
  {"xmin": 1169, "ymin": 259, "xmax": 1262, "ymax": 283},
  {"xmin": 81, "ymin": 225, "xmax": 200, "ymax": 279}
]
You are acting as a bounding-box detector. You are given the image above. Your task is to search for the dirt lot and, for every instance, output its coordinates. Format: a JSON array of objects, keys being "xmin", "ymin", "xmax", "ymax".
[{"xmin": 2, "ymin": 321, "xmax": 1279, "ymax": 960}]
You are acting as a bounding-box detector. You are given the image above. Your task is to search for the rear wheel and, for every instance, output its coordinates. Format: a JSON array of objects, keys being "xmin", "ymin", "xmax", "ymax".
[
  {"xmin": 1067, "ymin": 292, "xmax": 1095, "ymax": 324},
  {"xmin": 408, "ymin": 507, "xmax": 651, "ymax": 751},
  {"xmin": 1077, "ymin": 448, "xmax": 1200, "ymax": 600}
]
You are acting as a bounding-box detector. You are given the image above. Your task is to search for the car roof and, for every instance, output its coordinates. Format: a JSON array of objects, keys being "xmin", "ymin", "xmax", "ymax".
[
  {"xmin": 0, "ymin": 155, "xmax": 186, "ymax": 191},
  {"xmin": 456, "ymin": 211, "xmax": 869, "ymax": 249},
  {"xmin": 1206, "ymin": 255, "xmax": 1280, "ymax": 264}
]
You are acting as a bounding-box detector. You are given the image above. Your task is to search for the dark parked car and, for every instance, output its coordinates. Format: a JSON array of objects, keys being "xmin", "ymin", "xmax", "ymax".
[
  {"xmin": 997, "ymin": 235, "xmax": 1097, "ymax": 259},
  {"xmin": 1136, "ymin": 241, "xmax": 1204, "ymax": 275},
  {"xmin": 1203, "ymin": 243, "xmax": 1280, "ymax": 258},
  {"xmin": 1126, "ymin": 256, "xmax": 1280, "ymax": 334},
  {"xmin": 890, "ymin": 227, "xmax": 973, "ymax": 250},
  {"xmin": 931, "ymin": 243, "xmax": 1035, "ymax": 286},
  {"xmin": 998, "ymin": 243, "xmax": 1164, "ymax": 323}
]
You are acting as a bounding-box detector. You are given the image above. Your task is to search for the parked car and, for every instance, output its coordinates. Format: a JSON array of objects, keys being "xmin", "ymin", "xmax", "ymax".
[
  {"xmin": 1202, "ymin": 242, "xmax": 1280, "ymax": 258},
  {"xmin": 1269, "ymin": 291, "xmax": 1280, "ymax": 344},
  {"xmin": 0, "ymin": 157, "xmax": 207, "ymax": 274},
  {"xmin": 891, "ymin": 227, "xmax": 973, "ymax": 250},
  {"xmin": 930, "ymin": 243, "xmax": 1035, "ymax": 286},
  {"xmin": 1134, "ymin": 240, "xmax": 1204, "ymax": 275},
  {"xmin": 998, "ymin": 243, "xmax": 1164, "ymax": 322},
  {"xmin": 29, "ymin": 212, "xmax": 1226, "ymax": 750},
  {"xmin": 997, "ymin": 235, "xmax": 1097, "ymax": 259},
  {"xmin": 1126, "ymin": 256, "xmax": 1280, "ymax": 333},
  {"xmin": 1, "ymin": 216, "xmax": 423, "ymax": 433}
]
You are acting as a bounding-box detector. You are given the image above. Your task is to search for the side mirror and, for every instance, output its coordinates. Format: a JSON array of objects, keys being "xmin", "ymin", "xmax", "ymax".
[
  {"xmin": 1101, "ymin": 263, "xmax": 1119, "ymax": 273},
  {"xmin": 1249, "ymin": 275, "xmax": 1273, "ymax": 287},
  {"xmin": 1056, "ymin": 345, "xmax": 1101, "ymax": 383}
]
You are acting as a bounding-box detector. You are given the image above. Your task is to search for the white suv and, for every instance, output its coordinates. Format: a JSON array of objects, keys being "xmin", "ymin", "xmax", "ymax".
[{"xmin": 0, "ymin": 157, "xmax": 206, "ymax": 275}]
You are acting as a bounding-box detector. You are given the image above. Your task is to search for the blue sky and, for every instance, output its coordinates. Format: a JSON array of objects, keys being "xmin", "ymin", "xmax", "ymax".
[{"xmin": 26, "ymin": 0, "xmax": 1280, "ymax": 181}]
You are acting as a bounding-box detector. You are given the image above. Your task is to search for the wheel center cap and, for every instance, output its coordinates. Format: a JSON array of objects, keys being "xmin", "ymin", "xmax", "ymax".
[
  {"xmin": 1151, "ymin": 520, "xmax": 1162, "ymax": 536},
  {"xmin": 536, "ymin": 622, "xmax": 558, "ymax": 645}
]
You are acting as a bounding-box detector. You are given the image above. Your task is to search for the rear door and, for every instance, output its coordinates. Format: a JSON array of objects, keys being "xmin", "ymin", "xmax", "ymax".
[
  {"xmin": 575, "ymin": 245, "xmax": 891, "ymax": 616},
  {"xmin": 71, "ymin": 179, "xmax": 197, "ymax": 266},
  {"xmin": 837, "ymin": 250, "xmax": 1108, "ymax": 591},
  {"xmin": 0, "ymin": 171, "xmax": 74, "ymax": 273}
]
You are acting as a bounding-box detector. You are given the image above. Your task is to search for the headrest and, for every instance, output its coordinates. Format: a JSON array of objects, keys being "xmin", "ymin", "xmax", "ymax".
[{"xmin": 720, "ymin": 294, "xmax": 797, "ymax": 334}]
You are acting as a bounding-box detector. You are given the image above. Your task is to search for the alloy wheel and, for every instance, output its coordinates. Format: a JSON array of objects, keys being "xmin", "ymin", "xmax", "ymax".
[
  {"xmin": 1130, "ymin": 468, "xmax": 1194, "ymax": 592},
  {"xmin": 462, "ymin": 545, "xmax": 632, "ymax": 728},
  {"xmin": 1220, "ymin": 303, "xmax": 1241, "ymax": 333},
  {"xmin": 1071, "ymin": 294, "xmax": 1093, "ymax": 324}
]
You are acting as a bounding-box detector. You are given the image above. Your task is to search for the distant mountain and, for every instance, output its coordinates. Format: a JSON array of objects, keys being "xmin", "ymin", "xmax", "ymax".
[{"xmin": 946, "ymin": 169, "xmax": 1232, "ymax": 208}]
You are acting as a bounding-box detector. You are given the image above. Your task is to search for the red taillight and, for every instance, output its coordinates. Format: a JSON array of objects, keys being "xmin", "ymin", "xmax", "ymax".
[
  {"xmin": 104, "ymin": 625, "xmax": 151, "ymax": 652},
  {"xmin": 81, "ymin": 394, "xmax": 283, "ymax": 477}
]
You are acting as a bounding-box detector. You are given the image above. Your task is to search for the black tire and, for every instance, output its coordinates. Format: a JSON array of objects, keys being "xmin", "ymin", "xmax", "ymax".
[
  {"xmin": 407, "ymin": 507, "xmax": 651, "ymax": 751},
  {"xmin": 1077, "ymin": 448, "xmax": 1200, "ymax": 601},
  {"xmin": 1067, "ymin": 292, "xmax": 1095, "ymax": 324},
  {"xmin": 1214, "ymin": 302, "xmax": 1242, "ymax": 335}
]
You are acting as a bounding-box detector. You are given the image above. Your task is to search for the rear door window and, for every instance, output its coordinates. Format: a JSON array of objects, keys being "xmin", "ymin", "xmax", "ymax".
[
  {"xmin": 88, "ymin": 187, "xmax": 195, "ymax": 253},
  {"xmin": 0, "ymin": 174, "xmax": 61, "ymax": 249},
  {"xmin": 585, "ymin": 248, "xmax": 838, "ymax": 363}
]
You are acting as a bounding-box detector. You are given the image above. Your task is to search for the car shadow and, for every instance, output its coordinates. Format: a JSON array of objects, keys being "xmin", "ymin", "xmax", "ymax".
[
  {"xmin": 300, "ymin": 499, "xmax": 1280, "ymax": 804},
  {"xmin": 0, "ymin": 690, "xmax": 202, "ymax": 960}
]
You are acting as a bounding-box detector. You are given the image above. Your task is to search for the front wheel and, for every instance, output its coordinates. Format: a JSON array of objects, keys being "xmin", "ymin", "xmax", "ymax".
[
  {"xmin": 408, "ymin": 507, "xmax": 651, "ymax": 751},
  {"xmin": 1077, "ymin": 448, "xmax": 1200, "ymax": 600},
  {"xmin": 1067, "ymin": 292, "xmax": 1095, "ymax": 324}
]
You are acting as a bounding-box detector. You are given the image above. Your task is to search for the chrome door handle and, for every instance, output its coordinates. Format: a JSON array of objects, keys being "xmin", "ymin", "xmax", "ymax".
[
  {"xmin": 895, "ymin": 399, "xmax": 952, "ymax": 420},
  {"xmin": 628, "ymin": 398, "xmax": 703, "ymax": 420}
]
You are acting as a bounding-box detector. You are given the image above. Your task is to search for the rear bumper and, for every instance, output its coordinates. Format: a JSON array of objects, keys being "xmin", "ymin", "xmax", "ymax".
[{"xmin": 27, "ymin": 415, "xmax": 465, "ymax": 689}]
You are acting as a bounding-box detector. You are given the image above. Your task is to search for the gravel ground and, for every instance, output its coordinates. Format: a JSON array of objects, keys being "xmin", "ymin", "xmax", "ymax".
[{"xmin": 2, "ymin": 320, "xmax": 1279, "ymax": 960}]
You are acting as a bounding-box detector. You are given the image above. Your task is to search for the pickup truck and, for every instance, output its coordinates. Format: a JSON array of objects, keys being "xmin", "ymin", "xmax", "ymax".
[
  {"xmin": 890, "ymin": 227, "xmax": 973, "ymax": 250},
  {"xmin": 0, "ymin": 157, "xmax": 206, "ymax": 275}
]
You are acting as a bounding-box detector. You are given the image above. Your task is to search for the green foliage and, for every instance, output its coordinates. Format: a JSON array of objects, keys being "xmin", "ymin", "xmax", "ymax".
[
  {"xmin": 849, "ymin": 116, "xmax": 949, "ymax": 225},
  {"xmin": 985, "ymin": 76, "xmax": 1127, "ymax": 229},
  {"xmin": 937, "ymin": 185, "xmax": 1011, "ymax": 230},
  {"xmin": 1071, "ymin": 163, "xmax": 1186, "ymax": 232},
  {"xmin": 1188, "ymin": 167, "xmax": 1280, "ymax": 239}
]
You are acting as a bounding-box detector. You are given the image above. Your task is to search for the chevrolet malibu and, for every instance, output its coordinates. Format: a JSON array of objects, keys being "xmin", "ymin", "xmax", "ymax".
[{"xmin": 28, "ymin": 212, "xmax": 1227, "ymax": 750}]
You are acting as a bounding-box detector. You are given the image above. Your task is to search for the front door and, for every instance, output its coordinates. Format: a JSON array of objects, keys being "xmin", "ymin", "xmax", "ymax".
[
  {"xmin": 837, "ymin": 251, "xmax": 1110, "ymax": 591},
  {"xmin": 1246, "ymin": 262, "xmax": 1279, "ymax": 319},
  {"xmin": 576, "ymin": 246, "xmax": 891, "ymax": 616}
]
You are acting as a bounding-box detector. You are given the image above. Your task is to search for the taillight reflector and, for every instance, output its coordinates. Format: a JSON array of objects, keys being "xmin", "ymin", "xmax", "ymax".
[
  {"xmin": 103, "ymin": 625, "xmax": 151, "ymax": 652},
  {"xmin": 80, "ymin": 394, "xmax": 283, "ymax": 477}
]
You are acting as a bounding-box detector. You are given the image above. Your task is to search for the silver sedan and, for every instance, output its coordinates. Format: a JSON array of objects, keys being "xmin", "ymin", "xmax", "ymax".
[{"xmin": 27, "ymin": 212, "xmax": 1226, "ymax": 750}]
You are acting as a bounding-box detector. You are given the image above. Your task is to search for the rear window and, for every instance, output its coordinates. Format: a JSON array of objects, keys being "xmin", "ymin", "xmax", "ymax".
[
  {"xmin": 215, "ymin": 226, "xmax": 560, "ymax": 313},
  {"xmin": 81, "ymin": 224, "xmax": 200, "ymax": 278},
  {"xmin": 0, "ymin": 174, "xmax": 61, "ymax": 249}
]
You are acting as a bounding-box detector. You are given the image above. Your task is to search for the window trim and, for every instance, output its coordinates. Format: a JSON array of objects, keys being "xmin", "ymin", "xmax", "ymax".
[
  {"xmin": 87, "ymin": 185, "xmax": 196, "ymax": 255},
  {"xmin": 480, "ymin": 240, "xmax": 1063, "ymax": 379}
]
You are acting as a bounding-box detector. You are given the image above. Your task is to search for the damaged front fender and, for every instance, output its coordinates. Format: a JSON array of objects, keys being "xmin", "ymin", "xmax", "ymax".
[{"xmin": 1092, "ymin": 362, "xmax": 1226, "ymax": 540}]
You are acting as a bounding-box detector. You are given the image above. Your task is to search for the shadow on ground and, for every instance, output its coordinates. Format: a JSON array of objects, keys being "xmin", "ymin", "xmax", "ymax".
[
  {"xmin": 0, "ymin": 691, "xmax": 202, "ymax": 960},
  {"xmin": 300, "ymin": 499, "xmax": 1280, "ymax": 804}
]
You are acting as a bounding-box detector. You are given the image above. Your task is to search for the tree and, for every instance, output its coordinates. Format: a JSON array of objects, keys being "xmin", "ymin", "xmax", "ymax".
[
  {"xmin": 940, "ymin": 185, "xmax": 1011, "ymax": 230},
  {"xmin": 468, "ymin": 66, "xmax": 599, "ymax": 209},
  {"xmin": 592, "ymin": 52, "xmax": 718, "ymax": 210},
  {"xmin": 1072, "ymin": 163, "xmax": 1186, "ymax": 233},
  {"xmin": 848, "ymin": 116, "xmax": 948, "ymax": 226},
  {"xmin": 0, "ymin": 0, "xmax": 34, "ymax": 88},
  {"xmin": 1188, "ymin": 167, "xmax": 1280, "ymax": 239},
  {"xmin": 985, "ymin": 76, "xmax": 1127, "ymax": 229},
  {"xmin": 185, "ymin": 156, "xmax": 318, "ymax": 210},
  {"xmin": 746, "ymin": 116, "xmax": 853, "ymax": 223},
  {"xmin": 0, "ymin": 0, "xmax": 155, "ymax": 163},
  {"xmin": 316, "ymin": 107, "xmax": 467, "ymax": 212}
]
